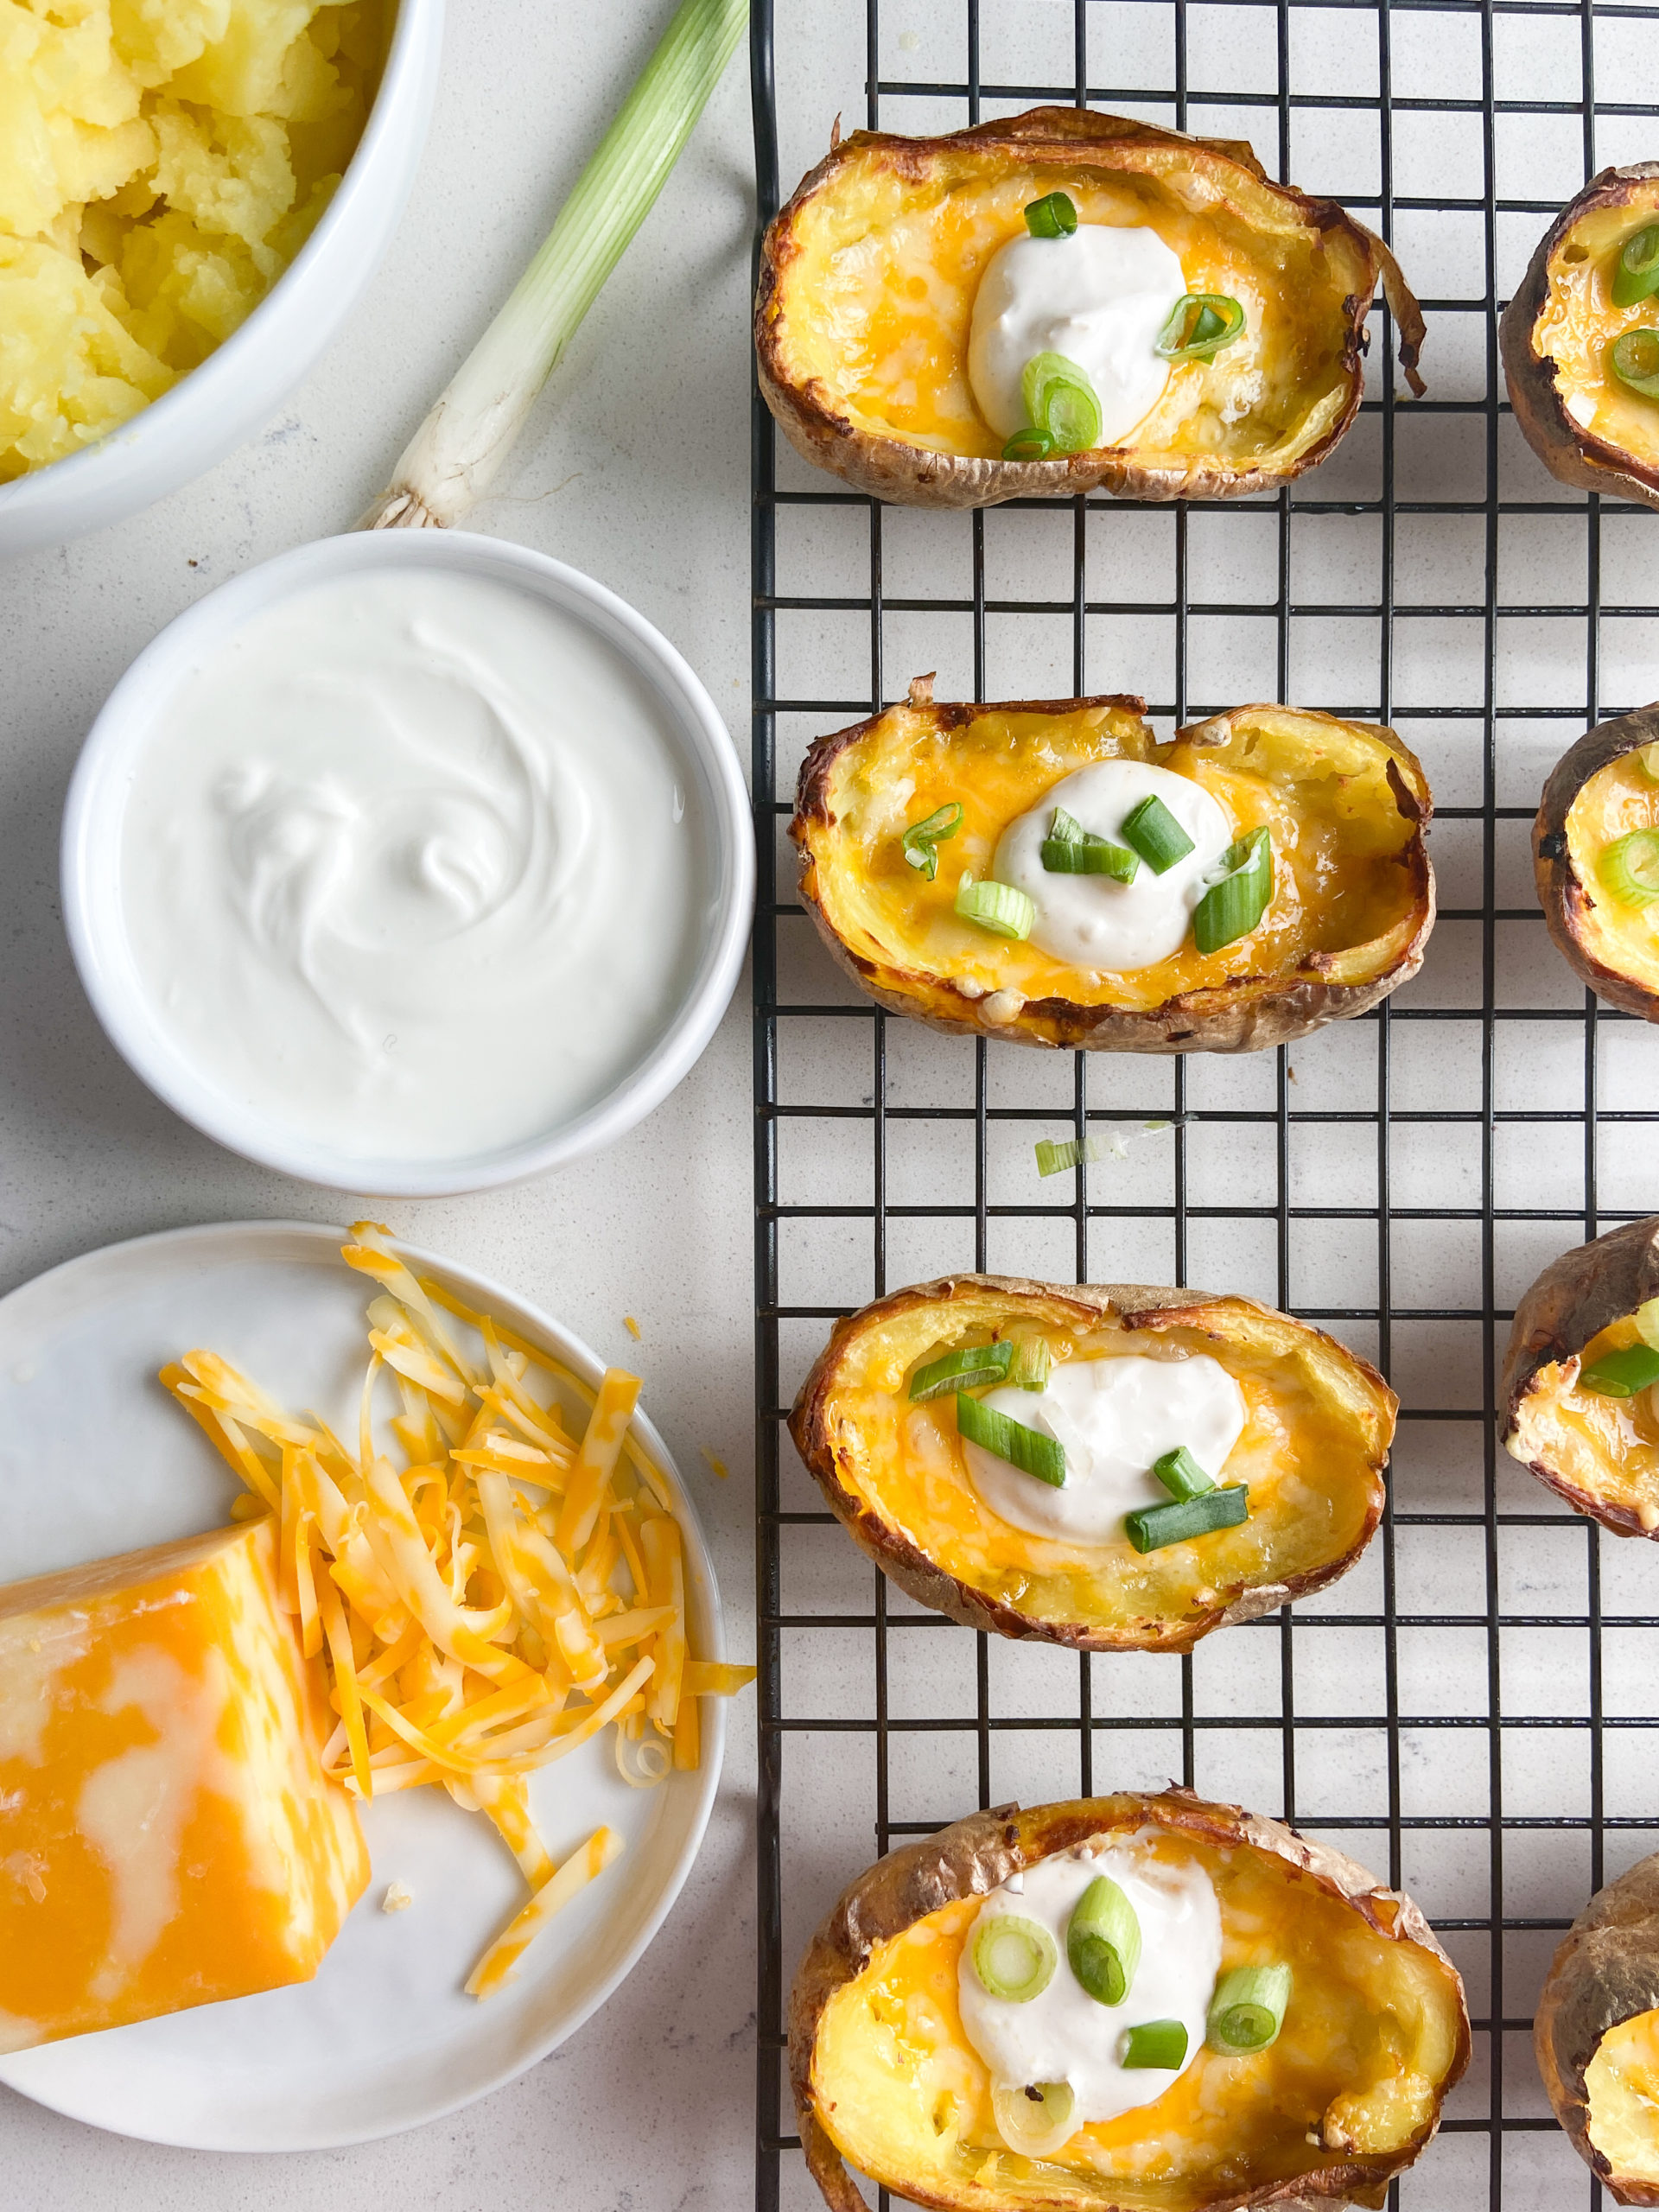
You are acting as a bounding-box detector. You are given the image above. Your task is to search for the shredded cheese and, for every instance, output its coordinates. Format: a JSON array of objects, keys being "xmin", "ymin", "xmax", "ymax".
[{"xmin": 161, "ymin": 1223, "xmax": 755, "ymax": 1997}]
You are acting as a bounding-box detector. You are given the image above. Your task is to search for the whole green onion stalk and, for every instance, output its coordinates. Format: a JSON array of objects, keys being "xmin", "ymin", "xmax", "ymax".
[{"xmin": 362, "ymin": 0, "xmax": 747, "ymax": 531}]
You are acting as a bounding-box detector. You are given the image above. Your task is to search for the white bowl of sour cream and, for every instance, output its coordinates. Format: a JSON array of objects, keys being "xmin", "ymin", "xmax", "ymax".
[{"xmin": 62, "ymin": 531, "xmax": 753, "ymax": 1194}]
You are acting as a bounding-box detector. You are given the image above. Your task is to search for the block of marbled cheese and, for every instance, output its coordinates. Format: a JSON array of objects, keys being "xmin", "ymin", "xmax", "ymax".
[{"xmin": 0, "ymin": 1518, "xmax": 369, "ymax": 2050}]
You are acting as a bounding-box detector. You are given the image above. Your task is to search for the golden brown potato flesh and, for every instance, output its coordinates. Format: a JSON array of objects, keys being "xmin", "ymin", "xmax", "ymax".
[
  {"xmin": 1535, "ymin": 703, "xmax": 1659, "ymax": 1023},
  {"xmin": 1536, "ymin": 1853, "xmax": 1659, "ymax": 2205},
  {"xmin": 791, "ymin": 1793, "xmax": 1470, "ymax": 2212},
  {"xmin": 1502, "ymin": 1217, "xmax": 1659, "ymax": 1538},
  {"xmin": 1503, "ymin": 165, "xmax": 1659, "ymax": 507},
  {"xmin": 756, "ymin": 107, "xmax": 1423, "ymax": 508},
  {"xmin": 788, "ymin": 1275, "xmax": 1395, "ymax": 1651},
  {"xmin": 792, "ymin": 689, "xmax": 1435, "ymax": 1055}
]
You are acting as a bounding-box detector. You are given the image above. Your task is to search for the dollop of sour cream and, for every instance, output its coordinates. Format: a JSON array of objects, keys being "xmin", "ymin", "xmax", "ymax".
[
  {"xmin": 120, "ymin": 569, "xmax": 708, "ymax": 1165},
  {"xmin": 967, "ymin": 226, "xmax": 1187, "ymax": 445},
  {"xmin": 958, "ymin": 1844, "xmax": 1223, "ymax": 2129},
  {"xmin": 993, "ymin": 760, "xmax": 1233, "ymax": 972},
  {"xmin": 960, "ymin": 1352, "xmax": 1247, "ymax": 1544}
]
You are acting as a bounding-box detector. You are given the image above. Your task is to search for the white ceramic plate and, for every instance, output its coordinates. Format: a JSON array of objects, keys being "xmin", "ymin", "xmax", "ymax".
[{"xmin": 0, "ymin": 1221, "xmax": 725, "ymax": 2151}]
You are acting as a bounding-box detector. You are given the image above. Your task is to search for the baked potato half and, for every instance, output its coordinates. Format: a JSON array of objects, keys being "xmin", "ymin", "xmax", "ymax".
[
  {"xmin": 1534, "ymin": 703, "xmax": 1659, "ymax": 1022},
  {"xmin": 1502, "ymin": 166, "xmax": 1659, "ymax": 507},
  {"xmin": 1536, "ymin": 1853, "xmax": 1659, "ymax": 2205},
  {"xmin": 791, "ymin": 1789, "xmax": 1470, "ymax": 2212},
  {"xmin": 787, "ymin": 1274, "xmax": 1395, "ymax": 1651},
  {"xmin": 1500, "ymin": 1217, "xmax": 1659, "ymax": 1536},
  {"xmin": 791, "ymin": 683, "xmax": 1435, "ymax": 1055},
  {"xmin": 756, "ymin": 106, "xmax": 1424, "ymax": 509}
]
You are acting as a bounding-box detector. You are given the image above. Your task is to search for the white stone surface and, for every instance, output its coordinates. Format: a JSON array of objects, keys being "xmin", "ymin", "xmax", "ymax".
[{"xmin": 0, "ymin": 3, "xmax": 758, "ymax": 2204}]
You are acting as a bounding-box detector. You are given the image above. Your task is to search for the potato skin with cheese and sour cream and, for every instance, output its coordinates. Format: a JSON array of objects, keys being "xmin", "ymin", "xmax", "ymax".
[
  {"xmin": 789, "ymin": 1790, "xmax": 1470, "ymax": 2212},
  {"xmin": 787, "ymin": 1273, "xmax": 1396, "ymax": 1652}
]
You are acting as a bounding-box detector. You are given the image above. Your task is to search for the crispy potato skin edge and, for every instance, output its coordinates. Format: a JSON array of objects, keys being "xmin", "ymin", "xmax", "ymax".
[
  {"xmin": 1499, "ymin": 1216, "xmax": 1659, "ymax": 1537},
  {"xmin": 786, "ymin": 1273, "xmax": 1393, "ymax": 1652},
  {"xmin": 1533, "ymin": 702, "xmax": 1659, "ymax": 1024},
  {"xmin": 1501, "ymin": 165, "xmax": 1659, "ymax": 509},
  {"xmin": 755, "ymin": 108, "xmax": 1424, "ymax": 511},
  {"xmin": 1536, "ymin": 1853, "xmax": 1659, "ymax": 2205},
  {"xmin": 789, "ymin": 1789, "xmax": 1471, "ymax": 2212},
  {"xmin": 791, "ymin": 696, "xmax": 1437, "ymax": 1055}
]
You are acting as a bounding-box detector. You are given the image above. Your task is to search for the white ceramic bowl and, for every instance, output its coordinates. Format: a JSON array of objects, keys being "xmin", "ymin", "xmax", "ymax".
[
  {"xmin": 62, "ymin": 530, "xmax": 754, "ymax": 1194},
  {"xmin": 0, "ymin": 0, "xmax": 443, "ymax": 563}
]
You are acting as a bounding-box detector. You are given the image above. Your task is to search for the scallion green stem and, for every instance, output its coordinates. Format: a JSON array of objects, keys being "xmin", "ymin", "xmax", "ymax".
[
  {"xmin": 1067, "ymin": 1874, "xmax": 1141, "ymax": 2005},
  {"xmin": 363, "ymin": 0, "xmax": 747, "ymax": 530},
  {"xmin": 1206, "ymin": 1963, "xmax": 1292, "ymax": 2052},
  {"xmin": 908, "ymin": 1338, "xmax": 1014, "ymax": 1402},
  {"xmin": 1122, "ymin": 2018, "xmax": 1188, "ymax": 2069},
  {"xmin": 957, "ymin": 1392, "xmax": 1067, "ymax": 1486}
]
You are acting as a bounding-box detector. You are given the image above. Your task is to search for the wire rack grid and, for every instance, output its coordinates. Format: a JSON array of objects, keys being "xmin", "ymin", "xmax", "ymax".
[{"xmin": 749, "ymin": 2, "xmax": 1659, "ymax": 2207}]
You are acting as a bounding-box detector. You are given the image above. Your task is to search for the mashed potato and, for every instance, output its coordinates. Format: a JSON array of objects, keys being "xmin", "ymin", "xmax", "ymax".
[{"xmin": 0, "ymin": 0, "xmax": 386, "ymax": 480}]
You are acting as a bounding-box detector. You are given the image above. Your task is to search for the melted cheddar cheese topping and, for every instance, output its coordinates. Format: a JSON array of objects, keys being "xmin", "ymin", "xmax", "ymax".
[
  {"xmin": 811, "ymin": 1828, "xmax": 1459, "ymax": 2207},
  {"xmin": 1537, "ymin": 195, "xmax": 1659, "ymax": 469},
  {"xmin": 1586, "ymin": 2007, "xmax": 1659, "ymax": 2189},
  {"xmin": 1514, "ymin": 1312, "xmax": 1659, "ymax": 1527},
  {"xmin": 1563, "ymin": 746, "xmax": 1659, "ymax": 997}
]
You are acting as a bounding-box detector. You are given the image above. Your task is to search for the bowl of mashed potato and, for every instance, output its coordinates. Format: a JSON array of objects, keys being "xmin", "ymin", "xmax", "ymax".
[{"xmin": 0, "ymin": 0, "xmax": 442, "ymax": 560}]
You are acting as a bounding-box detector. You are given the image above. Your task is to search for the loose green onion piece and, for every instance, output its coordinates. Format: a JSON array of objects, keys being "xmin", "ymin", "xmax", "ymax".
[
  {"xmin": 901, "ymin": 801, "xmax": 964, "ymax": 880},
  {"xmin": 1152, "ymin": 1446, "xmax": 1216, "ymax": 1502},
  {"xmin": 1020, "ymin": 351, "xmax": 1103, "ymax": 454},
  {"xmin": 1008, "ymin": 1337, "xmax": 1052, "ymax": 1393},
  {"xmin": 1597, "ymin": 830, "xmax": 1659, "ymax": 908},
  {"xmin": 956, "ymin": 1391, "xmax": 1067, "ymax": 1487},
  {"xmin": 955, "ymin": 874, "xmax": 1037, "ymax": 939},
  {"xmin": 1049, "ymin": 808, "xmax": 1085, "ymax": 843},
  {"xmin": 1194, "ymin": 827, "xmax": 1274, "ymax": 956},
  {"xmin": 1637, "ymin": 741, "xmax": 1659, "ymax": 785},
  {"xmin": 1637, "ymin": 1298, "xmax": 1659, "ymax": 1353},
  {"xmin": 1040, "ymin": 833, "xmax": 1140, "ymax": 880},
  {"xmin": 971, "ymin": 1914, "xmax": 1058, "ymax": 2002},
  {"xmin": 1155, "ymin": 293, "xmax": 1247, "ymax": 363},
  {"xmin": 1125, "ymin": 1484, "xmax": 1249, "ymax": 1554},
  {"xmin": 362, "ymin": 0, "xmax": 747, "ymax": 529},
  {"xmin": 1120, "ymin": 794, "xmax": 1196, "ymax": 874},
  {"xmin": 1613, "ymin": 226, "xmax": 1659, "ymax": 308},
  {"xmin": 908, "ymin": 1338, "xmax": 1014, "ymax": 1402},
  {"xmin": 1025, "ymin": 190, "xmax": 1079, "ymax": 238},
  {"xmin": 1067, "ymin": 1875, "xmax": 1141, "ymax": 2005},
  {"xmin": 1206, "ymin": 1963, "xmax": 1293, "ymax": 2053},
  {"xmin": 1122, "ymin": 2018, "xmax": 1189, "ymax": 2070},
  {"xmin": 1003, "ymin": 424, "xmax": 1056, "ymax": 462},
  {"xmin": 1579, "ymin": 1343, "xmax": 1659, "ymax": 1398},
  {"xmin": 1034, "ymin": 1135, "xmax": 1109, "ymax": 1177},
  {"xmin": 990, "ymin": 2080, "xmax": 1076, "ymax": 2157},
  {"xmin": 1611, "ymin": 327, "xmax": 1659, "ymax": 399}
]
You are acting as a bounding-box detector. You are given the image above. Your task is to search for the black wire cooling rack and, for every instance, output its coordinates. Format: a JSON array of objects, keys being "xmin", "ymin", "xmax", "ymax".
[{"xmin": 749, "ymin": 2, "xmax": 1659, "ymax": 2205}]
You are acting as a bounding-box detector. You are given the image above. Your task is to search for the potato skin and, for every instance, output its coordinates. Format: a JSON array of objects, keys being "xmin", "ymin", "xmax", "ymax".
[
  {"xmin": 788, "ymin": 1273, "xmax": 1393, "ymax": 1651},
  {"xmin": 756, "ymin": 108, "xmax": 1424, "ymax": 511},
  {"xmin": 790, "ymin": 1789, "xmax": 1470, "ymax": 2212},
  {"xmin": 1502, "ymin": 166, "xmax": 1659, "ymax": 507},
  {"xmin": 1535, "ymin": 1854, "xmax": 1659, "ymax": 2204},
  {"xmin": 1534, "ymin": 703, "xmax": 1659, "ymax": 1023},
  {"xmin": 793, "ymin": 694, "xmax": 1436, "ymax": 1056},
  {"xmin": 1500, "ymin": 1217, "xmax": 1659, "ymax": 1536}
]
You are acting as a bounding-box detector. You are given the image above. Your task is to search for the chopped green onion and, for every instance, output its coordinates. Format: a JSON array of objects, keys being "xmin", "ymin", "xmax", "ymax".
[
  {"xmin": 971, "ymin": 1914, "xmax": 1058, "ymax": 2002},
  {"xmin": 363, "ymin": 0, "xmax": 747, "ymax": 530},
  {"xmin": 989, "ymin": 2080, "xmax": 1076, "ymax": 2157},
  {"xmin": 901, "ymin": 801, "xmax": 963, "ymax": 881},
  {"xmin": 1067, "ymin": 1875, "xmax": 1141, "ymax": 2005},
  {"xmin": 1613, "ymin": 226, "xmax": 1659, "ymax": 308},
  {"xmin": 1025, "ymin": 191, "xmax": 1079, "ymax": 238},
  {"xmin": 1579, "ymin": 1343, "xmax": 1659, "ymax": 1398},
  {"xmin": 1034, "ymin": 1135, "xmax": 1110, "ymax": 1177},
  {"xmin": 1122, "ymin": 2018, "xmax": 1189, "ymax": 2069},
  {"xmin": 1048, "ymin": 808, "xmax": 1084, "ymax": 844},
  {"xmin": 956, "ymin": 1392, "xmax": 1067, "ymax": 1487},
  {"xmin": 1020, "ymin": 351, "xmax": 1103, "ymax": 454},
  {"xmin": 1598, "ymin": 830, "xmax": 1659, "ymax": 907},
  {"xmin": 1637, "ymin": 741, "xmax": 1659, "ymax": 785},
  {"xmin": 908, "ymin": 1338, "xmax": 1014, "ymax": 1402},
  {"xmin": 1637, "ymin": 1298, "xmax": 1659, "ymax": 1353},
  {"xmin": 955, "ymin": 874, "xmax": 1037, "ymax": 939},
  {"xmin": 1120, "ymin": 794, "xmax": 1196, "ymax": 874},
  {"xmin": 1206, "ymin": 1963, "xmax": 1293, "ymax": 2053},
  {"xmin": 1152, "ymin": 1446, "xmax": 1216, "ymax": 1502},
  {"xmin": 1040, "ymin": 831, "xmax": 1140, "ymax": 879},
  {"xmin": 1008, "ymin": 1337, "xmax": 1052, "ymax": 1393},
  {"xmin": 1155, "ymin": 293, "xmax": 1246, "ymax": 364},
  {"xmin": 1611, "ymin": 327, "xmax": 1659, "ymax": 399},
  {"xmin": 1002, "ymin": 425, "xmax": 1056, "ymax": 462},
  {"xmin": 1125, "ymin": 1484, "xmax": 1249, "ymax": 1554},
  {"xmin": 1194, "ymin": 828, "xmax": 1274, "ymax": 956}
]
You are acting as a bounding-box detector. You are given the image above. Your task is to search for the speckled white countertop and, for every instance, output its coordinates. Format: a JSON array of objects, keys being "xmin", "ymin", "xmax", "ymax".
[{"xmin": 0, "ymin": 3, "xmax": 760, "ymax": 2204}]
